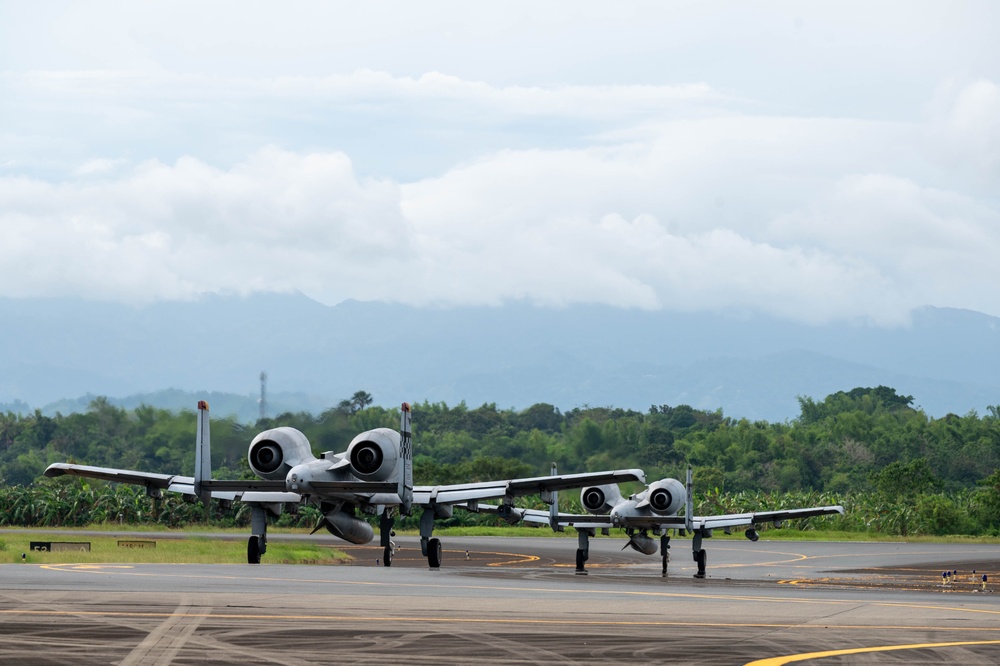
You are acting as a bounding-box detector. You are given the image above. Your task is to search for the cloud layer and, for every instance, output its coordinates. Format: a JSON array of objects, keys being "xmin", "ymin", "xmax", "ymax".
[{"xmin": 2, "ymin": 3, "xmax": 998, "ymax": 325}]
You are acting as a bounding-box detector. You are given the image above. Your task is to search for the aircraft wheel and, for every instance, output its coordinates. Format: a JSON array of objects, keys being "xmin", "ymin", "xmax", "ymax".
[
  {"xmin": 428, "ymin": 537, "xmax": 442, "ymax": 568},
  {"xmin": 383, "ymin": 545, "xmax": 392, "ymax": 567},
  {"xmin": 693, "ymin": 549, "xmax": 706, "ymax": 578},
  {"xmin": 247, "ymin": 536, "xmax": 261, "ymax": 564},
  {"xmin": 575, "ymin": 548, "xmax": 588, "ymax": 571}
]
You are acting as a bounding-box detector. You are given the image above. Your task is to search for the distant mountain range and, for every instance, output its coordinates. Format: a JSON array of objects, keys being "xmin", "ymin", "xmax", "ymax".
[{"xmin": 1, "ymin": 294, "xmax": 997, "ymax": 422}]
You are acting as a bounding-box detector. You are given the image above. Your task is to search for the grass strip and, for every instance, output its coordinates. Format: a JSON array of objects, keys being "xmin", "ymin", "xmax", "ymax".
[{"xmin": 0, "ymin": 533, "xmax": 348, "ymax": 565}]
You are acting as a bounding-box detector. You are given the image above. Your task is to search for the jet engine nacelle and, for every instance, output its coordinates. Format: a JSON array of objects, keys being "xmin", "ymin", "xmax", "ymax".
[
  {"xmin": 644, "ymin": 478, "xmax": 685, "ymax": 515},
  {"xmin": 248, "ymin": 427, "xmax": 315, "ymax": 480},
  {"xmin": 346, "ymin": 427, "xmax": 400, "ymax": 482},
  {"xmin": 580, "ymin": 483, "xmax": 624, "ymax": 514},
  {"xmin": 496, "ymin": 504, "xmax": 526, "ymax": 525}
]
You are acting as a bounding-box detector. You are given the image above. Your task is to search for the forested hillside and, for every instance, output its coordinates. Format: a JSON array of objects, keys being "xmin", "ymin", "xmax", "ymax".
[{"xmin": 3, "ymin": 387, "xmax": 1000, "ymax": 536}]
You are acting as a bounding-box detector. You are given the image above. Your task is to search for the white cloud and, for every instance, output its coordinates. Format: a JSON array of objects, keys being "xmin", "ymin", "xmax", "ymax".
[
  {"xmin": 948, "ymin": 80, "xmax": 1000, "ymax": 137},
  {"xmin": 0, "ymin": 68, "xmax": 729, "ymax": 184},
  {"xmin": 926, "ymin": 79, "xmax": 1000, "ymax": 178},
  {"xmin": 3, "ymin": 88, "xmax": 999, "ymax": 324},
  {"xmin": 398, "ymin": 138, "xmax": 919, "ymax": 324},
  {"xmin": 2, "ymin": 3, "xmax": 999, "ymax": 324},
  {"xmin": 0, "ymin": 148, "xmax": 407, "ymax": 304},
  {"xmin": 73, "ymin": 158, "xmax": 128, "ymax": 176},
  {"xmin": 5, "ymin": 69, "xmax": 723, "ymax": 126},
  {"xmin": 770, "ymin": 173, "xmax": 1000, "ymax": 316}
]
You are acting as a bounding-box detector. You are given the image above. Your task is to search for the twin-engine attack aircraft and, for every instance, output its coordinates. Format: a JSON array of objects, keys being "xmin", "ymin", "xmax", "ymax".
[
  {"xmin": 470, "ymin": 467, "xmax": 844, "ymax": 577},
  {"xmin": 44, "ymin": 401, "xmax": 645, "ymax": 568}
]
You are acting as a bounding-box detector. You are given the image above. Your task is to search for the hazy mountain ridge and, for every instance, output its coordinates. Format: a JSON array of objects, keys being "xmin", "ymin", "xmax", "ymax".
[{"xmin": 0, "ymin": 294, "xmax": 997, "ymax": 422}]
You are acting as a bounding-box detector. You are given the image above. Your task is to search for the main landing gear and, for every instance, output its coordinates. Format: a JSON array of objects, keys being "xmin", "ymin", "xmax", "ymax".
[
  {"xmin": 419, "ymin": 507, "xmax": 445, "ymax": 568},
  {"xmin": 575, "ymin": 528, "xmax": 594, "ymax": 574},
  {"xmin": 247, "ymin": 505, "xmax": 268, "ymax": 564},
  {"xmin": 577, "ymin": 529, "xmax": 672, "ymax": 575},
  {"xmin": 379, "ymin": 508, "xmax": 396, "ymax": 567},
  {"xmin": 427, "ymin": 537, "xmax": 443, "ymax": 568},
  {"xmin": 248, "ymin": 534, "xmax": 266, "ymax": 564},
  {"xmin": 692, "ymin": 530, "xmax": 708, "ymax": 579}
]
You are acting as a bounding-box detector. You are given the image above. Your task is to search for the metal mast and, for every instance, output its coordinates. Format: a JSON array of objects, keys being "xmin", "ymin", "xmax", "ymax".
[{"xmin": 259, "ymin": 371, "xmax": 268, "ymax": 421}]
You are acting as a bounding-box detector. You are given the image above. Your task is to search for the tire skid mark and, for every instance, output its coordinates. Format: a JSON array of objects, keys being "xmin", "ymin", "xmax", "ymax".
[{"xmin": 117, "ymin": 595, "xmax": 205, "ymax": 666}]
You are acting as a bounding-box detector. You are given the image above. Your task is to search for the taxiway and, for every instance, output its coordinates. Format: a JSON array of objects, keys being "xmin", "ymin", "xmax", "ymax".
[{"xmin": 2, "ymin": 536, "xmax": 999, "ymax": 664}]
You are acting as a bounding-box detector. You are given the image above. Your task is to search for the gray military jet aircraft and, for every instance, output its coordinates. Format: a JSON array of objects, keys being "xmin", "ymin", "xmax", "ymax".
[
  {"xmin": 471, "ymin": 467, "xmax": 843, "ymax": 577},
  {"xmin": 44, "ymin": 401, "xmax": 644, "ymax": 568}
]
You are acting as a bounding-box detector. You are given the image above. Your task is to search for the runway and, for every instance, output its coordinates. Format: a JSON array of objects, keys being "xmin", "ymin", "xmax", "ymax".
[{"xmin": 2, "ymin": 535, "xmax": 1000, "ymax": 664}]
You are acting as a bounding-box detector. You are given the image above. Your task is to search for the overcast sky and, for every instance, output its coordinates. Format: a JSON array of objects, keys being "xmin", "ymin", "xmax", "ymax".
[{"xmin": 2, "ymin": 1, "xmax": 998, "ymax": 325}]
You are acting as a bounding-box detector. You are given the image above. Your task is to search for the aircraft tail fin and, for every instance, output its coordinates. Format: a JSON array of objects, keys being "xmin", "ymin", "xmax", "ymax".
[
  {"xmin": 398, "ymin": 402, "xmax": 414, "ymax": 512},
  {"xmin": 685, "ymin": 466, "xmax": 694, "ymax": 533},
  {"xmin": 194, "ymin": 400, "xmax": 212, "ymax": 506}
]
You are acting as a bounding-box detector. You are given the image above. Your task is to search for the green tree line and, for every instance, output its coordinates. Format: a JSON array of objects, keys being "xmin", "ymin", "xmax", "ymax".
[{"xmin": 3, "ymin": 386, "xmax": 1000, "ymax": 536}]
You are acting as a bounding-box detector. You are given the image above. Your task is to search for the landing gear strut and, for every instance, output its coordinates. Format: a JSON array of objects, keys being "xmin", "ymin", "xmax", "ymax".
[
  {"xmin": 575, "ymin": 528, "xmax": 594, "ymax": 575},
  {"xmin": 692, "ymin": 530, "xmax": 708, "ymax": 578},
  {"xmin": 693, "ymin": 549, "xmax": 707, "ymax": 578},
  {"xmin": 247, "ymin": 505, "xmax": 268, "ymax": 564},
  {"xmin": 420, "ymin": 507, "xmax": 446, "ymax": 568},
  {"xmin": 660, "ymin": 534, "xmax": 671, "ymax": 577},
  {"xmin": 379, "ymin": 508, "xmax": 395, "ymax": 567}
]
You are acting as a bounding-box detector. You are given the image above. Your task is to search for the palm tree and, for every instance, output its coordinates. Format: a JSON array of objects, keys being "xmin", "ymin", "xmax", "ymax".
[{"xmin": 350, "ymin": 391, "xmax": 374, "ymax": 413}]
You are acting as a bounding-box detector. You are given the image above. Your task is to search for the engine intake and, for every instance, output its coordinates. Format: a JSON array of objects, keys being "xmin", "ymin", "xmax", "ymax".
[
  {"xmin": 346, "ymin": 428, "xmax": 400, "ymax": 482},
  {"xmin": 643, "ymin": 478, "xmax": 685, "ymax": 515},
  {"xmin": 580, "ymin": 484, "xmax": 623, "ymax": 514},
  {"xmin": 248, "ymin": 427, "xmax": 314, "ymax": 480}
]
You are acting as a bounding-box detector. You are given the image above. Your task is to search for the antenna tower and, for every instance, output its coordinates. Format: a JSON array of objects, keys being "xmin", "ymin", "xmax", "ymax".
[{"xmin": 259, "ymin": 371, "xmax": 268, "ymax": 421}]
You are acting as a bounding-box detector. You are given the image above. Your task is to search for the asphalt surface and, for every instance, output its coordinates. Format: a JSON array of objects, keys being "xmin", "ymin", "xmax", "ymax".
[{"xmin": 3, "ymin": 534, "xmax": 1000, "ymax": 665}]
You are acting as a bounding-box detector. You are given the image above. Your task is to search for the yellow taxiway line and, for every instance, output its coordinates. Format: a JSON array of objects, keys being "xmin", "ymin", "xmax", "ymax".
[{"xmin": 745, "ymin": 639, "xmax": 1000, "ymax": 665}]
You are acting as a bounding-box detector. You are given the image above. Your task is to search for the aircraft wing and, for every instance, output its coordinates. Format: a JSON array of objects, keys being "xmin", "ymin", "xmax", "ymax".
[
  {"xmin": 471, "ymin": 502, "xmax": 843, "ymax": 531},
  {"xmin": 693, "ymin": 505, "xmax": 845, "ymax": 530},
  {"xmin": 413, "ymin": 468, "xmax": 645, "ymax": 506},
  {"xmin": 43, "ymin": 463, "xmax": 300, "ymax": 503},
  {"xmin": 44, "ymin": 463, "xmax": 212, "ymax": 496},
  {"xmin": 573, "ymin": 506, "xmax": 845, "ymax": 530}
]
